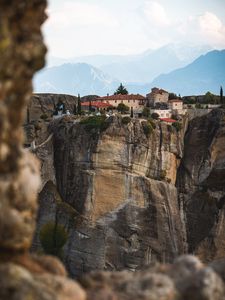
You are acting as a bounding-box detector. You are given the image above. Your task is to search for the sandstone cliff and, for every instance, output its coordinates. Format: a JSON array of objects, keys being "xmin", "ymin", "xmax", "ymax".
[
  {"xmin": 32, "ymin": 115, "xmax": 187, "ymax": 277},
  {"xmin": 177, "ymin": 109, "xmax": 225, "ymax": 262}
]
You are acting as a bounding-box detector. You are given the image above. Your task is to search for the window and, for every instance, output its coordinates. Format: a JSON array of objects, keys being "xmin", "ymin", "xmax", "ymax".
[
  {"xmin": 115, "ymin": 100, "xmax": 117, "ymax": 103},
  {"xmin": 133, "ymin": 100, "xmax": 135, "ymax": 102}
]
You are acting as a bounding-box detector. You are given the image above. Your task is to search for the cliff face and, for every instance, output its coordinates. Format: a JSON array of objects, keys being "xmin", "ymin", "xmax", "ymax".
[
  {"xmin": 33, "ymin": 109, "xmax": 225, "ymax": 277},
  {"xmin": 177, "ymin": 109, "xmax": 225, "ymax": 262},
  {"xmin": 26, "ymin": 93, "xmax": 77, "ymax": 122},
  {"xmin": 34, "ymin": 116, "xmax": 187, "ymax": 277}
]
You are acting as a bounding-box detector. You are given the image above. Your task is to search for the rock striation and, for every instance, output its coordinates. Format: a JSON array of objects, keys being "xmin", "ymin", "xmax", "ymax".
[
  {"xmin": 177, "ymin": 109, "xmax": 225, "ymax": 262},
  {"xmin": 34, "ymin": 116, "xmax": 187, "ymax": 277}
]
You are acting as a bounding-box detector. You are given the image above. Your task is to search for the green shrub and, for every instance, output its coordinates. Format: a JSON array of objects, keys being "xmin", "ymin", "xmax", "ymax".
[
  {"xmin": 151, "ymin": 112, "xmax": 159, "ymax": 120},
  {"xmin": 142, "ymin": 107, "xmax": 150, "ymax": 118},
  {"xmin": 122, "ymin": 116, "xmax": 131, "ymax": 125},
  {"xmin": 80, "ymin": 115, "xmax": 109, "ymax": 132},
  {"xmin": 148, "ymin": 118, "xmax": 156, "ymax": 129},
  {"xmin": 40, "ymin": 113, "xmax": 48, "ymax": 120},
  {"xmin": 172, "ymin": 121, "xmax": 182, "ymax": 132},
  {"xmin": 117, "ymin": 103, "xmax": 129, "ymax": 114},
  {"xmin": 195, "ymin": 103, "xmax": 202, "ymax": 109},
  {"xmin": 39, "ymin": 222, "xmax": 68, "ymax": 258},
  {"xmin": 142, "ymin": 122, "xmax": 153, "ymax": 136}
]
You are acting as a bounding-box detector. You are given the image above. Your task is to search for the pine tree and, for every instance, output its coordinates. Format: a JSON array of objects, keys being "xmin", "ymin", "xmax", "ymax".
[
  {"xmin": 220, "ymin": 86, "xmax": 224, "ymax": 105},
  {"xmin": 73, "ymin": 104, "xmax": 77, "ymax": 115},
  {"xmin": 89, "ymin": 100, "xmax": 92, "ymax": 112},
  {"xmin": 77, "ymin": 94, "xmax": 81, "ymax": 115},
  {"xmin": 114, "ymin": 83, "xmax": 128, "ymax": 95},
  {"xmin": 130, "ymin": 106, "xmax": 134, "ymax": 118}
]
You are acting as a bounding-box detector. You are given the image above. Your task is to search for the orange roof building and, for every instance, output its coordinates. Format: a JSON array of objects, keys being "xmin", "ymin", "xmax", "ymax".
[{"xmin": 98, "ymin": 94, "xmax": 146, "ymax": 110}]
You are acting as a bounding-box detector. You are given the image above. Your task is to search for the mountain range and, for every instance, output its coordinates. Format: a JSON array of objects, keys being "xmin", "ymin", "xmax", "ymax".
[
  {"xmin": 34, "ymin": 45, "xmax": 225, "ymax": 96},
  {"xmin": 34, "ymin": 63, "xmax": 120, "ymax": 96}
]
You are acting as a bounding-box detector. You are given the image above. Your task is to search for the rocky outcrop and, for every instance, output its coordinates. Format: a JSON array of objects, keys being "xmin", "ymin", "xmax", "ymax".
[
  {"xmin": 177, "ymin": 109, "xmax": 225, "ymax": 262},
  {"xmin": 34, "ymin": 116, "xmax": 187, "ymax": 277},
  {"xmin": 26, "ymin": 93, "xmax": 77, "ymax": 123}
]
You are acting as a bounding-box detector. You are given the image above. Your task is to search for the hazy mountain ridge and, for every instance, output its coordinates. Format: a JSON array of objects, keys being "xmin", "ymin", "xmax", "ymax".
[
  {"xmin": 34, "ymin": 48, "xmax": 225, "ymax": 96},
  {"xmin": 47, "ymin": 43, "xmax": 212, "ymax": 83},
  {"xmin": 150, "ymin": 49, "xmax": 225, "ymax": 95},
  {"xmin": 34, "ymin": 63, "xmax": 120, "ymax": 96}
]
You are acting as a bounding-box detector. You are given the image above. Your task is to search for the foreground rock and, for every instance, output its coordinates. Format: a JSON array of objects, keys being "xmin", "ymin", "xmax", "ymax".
[
  {"xmin": 79, "ymin": 255, "xmax": 225, "ymax": 300},
  {"xmin": 0, "ymin": 1, "xmax": 86, "ymax": 299}
]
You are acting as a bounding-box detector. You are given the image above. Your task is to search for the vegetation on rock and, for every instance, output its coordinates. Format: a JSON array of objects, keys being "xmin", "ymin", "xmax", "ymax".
[
  {"xmin": 122, "ymin": 116, "xmax": 131, "ymax": 125},
  {"xmin": 172, "ymin": 121, "xmax": 182, "ymax": 132},
  {"xmin": 80, "ymin": 115, "xmax": 109, "ymax": 132},
  {"xmin": 39, "ymin": 222, "xmax": 68, "ymax": 258},
  {"xmin": 117, "ymin": 103, "xmax": 130, "ymax": 114},
  {"xmin": 142, "ymin": 107, "xmax": 150, "ymax": 118}
]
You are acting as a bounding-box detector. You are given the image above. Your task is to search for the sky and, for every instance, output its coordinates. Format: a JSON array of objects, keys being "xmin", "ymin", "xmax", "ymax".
[{"xmin": 43, "ymin": 0, "xmax": 225, "ymax": 58}]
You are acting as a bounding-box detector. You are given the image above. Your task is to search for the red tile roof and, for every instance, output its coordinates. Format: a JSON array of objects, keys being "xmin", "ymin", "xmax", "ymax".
[
  {"xmin": 81, "ymin": 101, "xmax": 113, "ymax": 108},
  {"xmin": 160, "ymin": 118, "xmax": 176, "ymax": 123},
  {"xmin": 169, "ymin": 99, "xmax": 183, "ymax": 103},
  {"xmin": 99, "ymin": 94, "xmax": 146, "ymax": 101}
]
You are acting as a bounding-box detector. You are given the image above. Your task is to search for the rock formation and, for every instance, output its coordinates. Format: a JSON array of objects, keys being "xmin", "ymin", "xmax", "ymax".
[
  {"xmin": 32, "ymin": 108, "xmax": 225, "ymax": 277},
  {"xmin": 1, "ymin": 1, "xmax": 225, "ymax": 299},
  {"xmin": 177, "ymin": 109, "xmax": 225, "ymax": 262},
  {"xmin": 0, "ymin": 1, "xmax": 85, "ymax": 299},
  {"xmin": 32, "ymin": 115, "xmax": 187, "ymax": 277},
  {"xmin": 26, "ymin": 93, "xmax": 77, "ymax": 123}
]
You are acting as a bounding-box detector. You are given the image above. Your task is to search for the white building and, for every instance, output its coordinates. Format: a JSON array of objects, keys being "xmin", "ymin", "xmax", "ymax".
[
  {"xmin": 168, "ymin": 99, "xmax": 183, "ymax": 110},
  {"xmin": 150, "ymin": 109, "xmax": 172, "ymax": 119}
]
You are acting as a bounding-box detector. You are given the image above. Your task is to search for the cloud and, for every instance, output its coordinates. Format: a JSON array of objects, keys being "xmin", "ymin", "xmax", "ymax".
[
  {"xmin": 198, "ymin": 12, "xmax": 225, "ymax": 46},
  {"xmin": 176, "ymin": 11, "xmax": 225, "ymax": 48},
  {"xmin": 142, "ymin": 1, "xmax": 171, "ymax": 27},
  {"xmin": 46, "ymin": 1, "xmax": 119, "ymax": 29}
]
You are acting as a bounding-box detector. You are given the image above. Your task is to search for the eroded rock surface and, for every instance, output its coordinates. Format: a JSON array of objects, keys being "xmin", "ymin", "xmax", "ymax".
[
  {"xmin": 177, "ymin": 109, "xmax": 225, "ymax": 262},
  {"xmin": 34, "ymin": 116, "xmax": 187, "ymax": 277},
  {"xmin": 26, "ymin": 93, "xmax": 77, "ymax": 122}
]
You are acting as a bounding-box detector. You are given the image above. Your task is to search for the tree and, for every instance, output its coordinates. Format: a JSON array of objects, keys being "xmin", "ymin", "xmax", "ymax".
[
  {"xmin": 130, "ymin": 106, "xmax": 134, "ymax": 118},
  {"xmin": 203, "ymin": 91, "xmax": 215, "ymax": 104},
  {"xmin": 73, "ymin": 104, "xmax": 77, "ymax": 115},
  {"xmin": 77, "ymin": 94, "xmax": 81, "ymax": 115},
  {"xmin": 169, "ymin": 93, "xmax": 178, "ymax": 100},
  {"xmin": 114, "ymin": 83, "xmax": 128, "ymax": 95},
  {"xmin": 220, "ymin": 86, "xmax": 223, "ymax": 104},
  {"xmin": 89, "ymin": 100, "xmax": 92, "ymax": 112},
  {"xmin": 117, "ymin": 103, "xmax": 129, "ymax": 114},
  {"xmin": 151, "ymin": 112, "xmax": 159, "ymax": 120},
  {"xmin": 142, "ymin": 107, "xmax": 150, "ymax": 118}
]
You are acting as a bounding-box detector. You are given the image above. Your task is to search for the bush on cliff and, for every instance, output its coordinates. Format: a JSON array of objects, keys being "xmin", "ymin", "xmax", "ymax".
[
  {"xmin": 80, "ymin": 115, "xmax": 109, "ymax": 132},
  {"xmin": 172, "ymin": 121, "xmax": 182, "ymax": 132},
  {"xmin": 142, "ymin": 107, "xmax": 150, "ymax": 118},
  {"xmin": 122, "ymin": 116, "xmax": 131, "ymax": 125},
  {"xmin": 39, "ymin": 222, "xmax": 68, "ymax": 258},
  {"xmin": 117, "ymin": 103, "xmax": 130, "ymax": 114},
  {"xmin": 142, "ymin": 122, "xmax": 153, "ymax": 137},
  {"xmin": 148, "ymin": 118, "xmax": 156, "ymax": 129}
]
